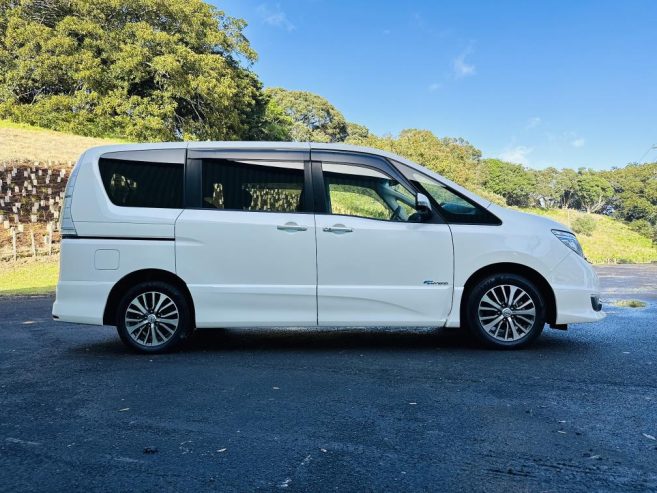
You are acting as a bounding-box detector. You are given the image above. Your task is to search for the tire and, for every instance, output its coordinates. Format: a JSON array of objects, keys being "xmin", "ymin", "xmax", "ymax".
[
  {"xmin": 464, "ymin": 273, "xmax": 545, "ymax": 349},
  {"xmin": 115, "ymin": 281, "xmax": 193, "ymax": 353}
]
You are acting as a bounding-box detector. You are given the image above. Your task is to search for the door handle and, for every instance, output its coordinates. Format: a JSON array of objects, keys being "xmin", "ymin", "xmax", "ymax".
[
  {"xmin": 323, "ymin": 226, "xmax": 353, "ymax": 234},
  {"xmin": 277, "ymin": 222, "xmax": 308, "ymax": 232}
]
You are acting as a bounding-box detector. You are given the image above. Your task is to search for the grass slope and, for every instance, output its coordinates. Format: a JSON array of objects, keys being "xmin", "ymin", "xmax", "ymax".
[
  {"xmin": 0, "ymin": 258, "xmax": 59, "ymax": 295},
  {"xmin": 0, "ymin": 119, "xmax": 122, "ymax": 163},
  {"xmin": 524, "ymin": 208, "xmax": 657, "ymax": 264}
]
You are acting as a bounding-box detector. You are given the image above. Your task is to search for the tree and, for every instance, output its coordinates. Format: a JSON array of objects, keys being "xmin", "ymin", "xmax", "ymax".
[
  {"xmin": 345, "ymin": 122, "xmax": 370, "ymax": 142},
  {"xmin": 604, "ymin": 162, "xmax": 657, "ymax": 223},
  {"xmin": 265, "ymin": 88, "xmax": 348, "ymax": 143},
  {"xmin": 248, "ymin": 98, "xmax": 292, "ymax": 141},
  {"xmin": 575, "ymin": 170, "xmax": 613, "ymax": 213},
  {"xmin": 353, "ymin": 129, "xmax": 481, "ymax": 186},
  {"xmin": 0, "ymin": 0, "xmax": 280, "ymax": 141},
  {"xmin": 555, "ymin": 168, "xmax": 579, "ymax": 209},
  {"xmin": 531, "ymin": 167, "xmax": 561, "ymax": 208},
  {"xmin": 479, "ymin": 159, "xmax": 535, "ymax": 207}
]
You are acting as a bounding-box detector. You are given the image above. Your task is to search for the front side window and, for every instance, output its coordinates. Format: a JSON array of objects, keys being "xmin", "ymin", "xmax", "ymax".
[
  {"xmin": 395, "ymin": 161, "xmax": 500, "ymax": 225},
  {"xmin": 99, "ymin": 158, "xmax": 183, "ymax": 208},
  {"xmin": 202, "ymin": 159, "xmax": 305, "ymax": 213},
  {"xmin": 322, "ymin": 163, "xmax": 421, "ymax": 222}
]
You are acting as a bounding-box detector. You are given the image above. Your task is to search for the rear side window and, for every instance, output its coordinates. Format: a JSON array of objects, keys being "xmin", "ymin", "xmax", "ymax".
[
  {"xmin": 201, "ymin": 159, "xmax": 305, "ymax": 213},
  {"xmin": 99, "ymin": 158, "xmax": 183, "ymax": 209}
]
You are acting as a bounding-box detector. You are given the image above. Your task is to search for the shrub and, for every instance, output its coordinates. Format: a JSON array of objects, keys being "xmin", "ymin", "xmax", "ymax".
[
  {"xmin": 628, "ymin": 219, "xmax": 656, "ymax": 239},
  {"xmin": 572, "ymin": 215, "xmax": 596, "ymax": 236}
]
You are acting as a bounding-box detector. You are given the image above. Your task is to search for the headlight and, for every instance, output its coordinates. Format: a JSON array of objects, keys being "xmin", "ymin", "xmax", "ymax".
[{"xmin": 552, "ymin": 229, "xmax": 584, "ymax": 257}]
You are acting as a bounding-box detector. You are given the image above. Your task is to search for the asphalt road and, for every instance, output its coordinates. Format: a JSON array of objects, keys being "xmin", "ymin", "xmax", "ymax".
[{"xmin": 1, "ymin": 265, "xmax": 656, "ymax": 492}]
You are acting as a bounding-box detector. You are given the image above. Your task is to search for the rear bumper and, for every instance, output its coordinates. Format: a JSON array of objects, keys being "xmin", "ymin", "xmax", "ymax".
[{"xmin": 52, "ymin": 281, "xmax": 114, "ymax": 325}]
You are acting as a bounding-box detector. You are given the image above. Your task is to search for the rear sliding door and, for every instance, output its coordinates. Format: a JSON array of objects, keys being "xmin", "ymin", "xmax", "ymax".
[{"xmin": 175, "ymin": 149, "xmax": 317, "ymax": 328}]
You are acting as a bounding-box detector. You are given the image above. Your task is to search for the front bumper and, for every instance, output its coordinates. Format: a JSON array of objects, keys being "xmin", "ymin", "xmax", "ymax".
[{"xmin": 551, "ymin": 252, "xmax": 606, "ymax": 324}]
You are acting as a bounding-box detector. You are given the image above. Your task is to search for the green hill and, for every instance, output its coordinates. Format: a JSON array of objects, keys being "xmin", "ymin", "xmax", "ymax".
[{"xmin": 523, "ymin": 208, "xmax": 657, "ymax": 264}]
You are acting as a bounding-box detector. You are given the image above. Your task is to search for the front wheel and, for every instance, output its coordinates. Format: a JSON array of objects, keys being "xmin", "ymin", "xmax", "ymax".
[
  {"xmin": 116, "ymin": 281, "xmax": 193, "ymax": 353},
  {"xmin": 464, "ymin": 274, "xmax": 546, "ymax": 349}
]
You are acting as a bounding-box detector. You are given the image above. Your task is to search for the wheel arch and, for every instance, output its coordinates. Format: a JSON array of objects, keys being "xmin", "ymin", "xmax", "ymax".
[
  {"xmin": 103, "ymin": 269, "xmax": 195, "ymax": 326},
  {"xmin": 460, "ymin": 263, "xmax": 557, "ymax": 324}
]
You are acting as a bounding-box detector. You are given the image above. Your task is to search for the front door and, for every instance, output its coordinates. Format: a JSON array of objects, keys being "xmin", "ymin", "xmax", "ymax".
[
  {"xmin": 313, "ymin": 155, "xmax": 454, "ymax": 326},
  {"xmin": 175, "ymin": 152, "xmax": 317, "ymax": 327}
]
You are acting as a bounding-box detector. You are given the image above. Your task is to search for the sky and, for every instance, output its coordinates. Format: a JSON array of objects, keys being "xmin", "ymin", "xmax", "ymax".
[{"xmin": 216, "ymin": 0, "xmax": 657, "ymax": 170}]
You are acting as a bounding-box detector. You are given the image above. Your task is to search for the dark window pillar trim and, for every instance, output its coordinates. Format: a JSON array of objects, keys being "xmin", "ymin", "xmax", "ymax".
[
  {"xmin": 311, "ymin": 161, "xmax": 329, "ymax": 214},
  {"xmin": 185, "ymin": 158, "xmax": 202, "ymax": 208},
  {"xmin": 303, "ymin": 161, "xmax": 315, "ymax": 214}
]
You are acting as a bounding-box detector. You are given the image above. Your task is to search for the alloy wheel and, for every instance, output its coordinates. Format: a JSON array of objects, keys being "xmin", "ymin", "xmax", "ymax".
[
  {"xmin": 124, "ymin": 291, "xmax": 180, "ymax": 347},
  {"xmin": 477, "ymin": 284, "xmax": 536, "ymax": 342}
]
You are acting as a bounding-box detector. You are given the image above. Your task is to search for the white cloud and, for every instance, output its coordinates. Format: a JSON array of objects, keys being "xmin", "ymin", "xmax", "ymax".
[
  {"xmin": 453, "ymin": 45, "xmax": 476, "ymax": 78},
  {"xmin": 571, "ymin": 137, "xmax": 585, "ymax": 148},
  {"xmin": 257, "ymin": 4, "xmax": 295, "ymax": 31},
  {"xmin": 527, "ymin": 116, "xmax": 542, "ymax": 129},
  {"xmin": 500, "ymin": 146, "xmax": 533, "ymax": 165},
  {"xmin": 428, "ymin": 82, "xmax": 441, "ymax": 92}
]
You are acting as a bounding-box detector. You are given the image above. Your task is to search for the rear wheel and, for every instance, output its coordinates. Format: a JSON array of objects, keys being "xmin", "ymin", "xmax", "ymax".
[
  {"xmin": 116, "ymin": 281, "xmax": 192, "ymax": 353},
  {"xmin": 464, "ymin": 273, "xmax": 545, "ymax": 349}
]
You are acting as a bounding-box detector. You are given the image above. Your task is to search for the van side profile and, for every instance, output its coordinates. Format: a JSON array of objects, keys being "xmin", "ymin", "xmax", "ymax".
[{"xmin": 52, "ymin": 142, "xmax": 605, "ymax": 352}]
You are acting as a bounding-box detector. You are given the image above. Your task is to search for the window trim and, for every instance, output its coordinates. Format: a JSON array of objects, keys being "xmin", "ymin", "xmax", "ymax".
[
  {"xmin": 312, "ymin": 155, "xmax": 443, "ymax": 224},
  {"xmin": 311, "ymin": 149, "xmax": 415, "ymax": 190},
  {"xmin": 188, "ymin": 148, "xmax": 310, "ymax": 162},
  {"xmin": 187, "ymin": 156, "xmax": 314, "ymax": 215}
]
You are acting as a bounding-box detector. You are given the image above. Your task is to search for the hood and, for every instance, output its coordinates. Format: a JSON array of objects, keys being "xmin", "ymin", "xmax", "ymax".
[{"xmin": 487, "ymin": 204, "xmax": 573, "ymax": 233}]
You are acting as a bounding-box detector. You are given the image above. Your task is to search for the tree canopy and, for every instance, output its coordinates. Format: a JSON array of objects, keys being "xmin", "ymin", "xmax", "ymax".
[
  {"xmin": 604, "ymin": 163, "xmax": 657, "ymax": 223},
  {"xmin": 0, "ymin": 0, "xmax": 282, "ymax": 141},
  {"xmin": 265, "ymin": 87, "xmax": 348, "ymax": 143},
  {"xmin": 480, "ymin": 159, "xmax": 536, "ymax": 207},
  {"xmin": 348, "ymin": 129, "xmax": 482, "ymax": 187},
  {"xmin": 575, "ymin": 170, "xmax": 614, "ymax": 213}
]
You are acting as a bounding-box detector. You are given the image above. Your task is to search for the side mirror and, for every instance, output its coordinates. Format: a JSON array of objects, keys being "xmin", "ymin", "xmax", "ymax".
[{"xmin": 416, "ymin": 193, "xmax": 432, "ymax": 214}]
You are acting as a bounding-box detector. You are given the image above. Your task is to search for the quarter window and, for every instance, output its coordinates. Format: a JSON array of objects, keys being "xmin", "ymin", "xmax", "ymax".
[
  {"xmin": 322, "ymin": 163, "xmax": 421, "ymax": 222},
  {"xmin": 202, "ymin": 159, "xmax": 305, "ymax": 213},
  {"xmin": 99, "ymin": 158, "xmax": 183, "ymax": 208}
]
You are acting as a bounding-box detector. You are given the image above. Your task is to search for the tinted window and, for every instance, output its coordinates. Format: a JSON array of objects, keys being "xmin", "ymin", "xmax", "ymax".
[
  {"xmin": 322, "ymin": 163, "xmax": 422, "ymax": 222},
  {"xmin": 202, "ymin": 159, "xmax": 305, "ymax": 213},
  {"xmin": 99, "ymin": 158, "xmax": 183, "ymax": 208},
  {"xmin": 395, "ymin": 161, "xmax": 500, "ymax": 225}
]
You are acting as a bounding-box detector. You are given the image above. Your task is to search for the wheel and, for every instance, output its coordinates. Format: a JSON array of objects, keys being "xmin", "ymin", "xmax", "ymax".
[
  {"xmin": 464, "ymin": 273, "xmax": 545, "ymax": 349},
  {"xmin": 115, "ymin": 281, "xmax": 193, "ymax": 353}
]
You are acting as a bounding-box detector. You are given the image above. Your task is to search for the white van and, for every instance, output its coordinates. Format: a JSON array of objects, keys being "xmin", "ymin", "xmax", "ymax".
[{"xmin": 52, "ymin": 142, "xmax": 604, "ymax": 352}]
